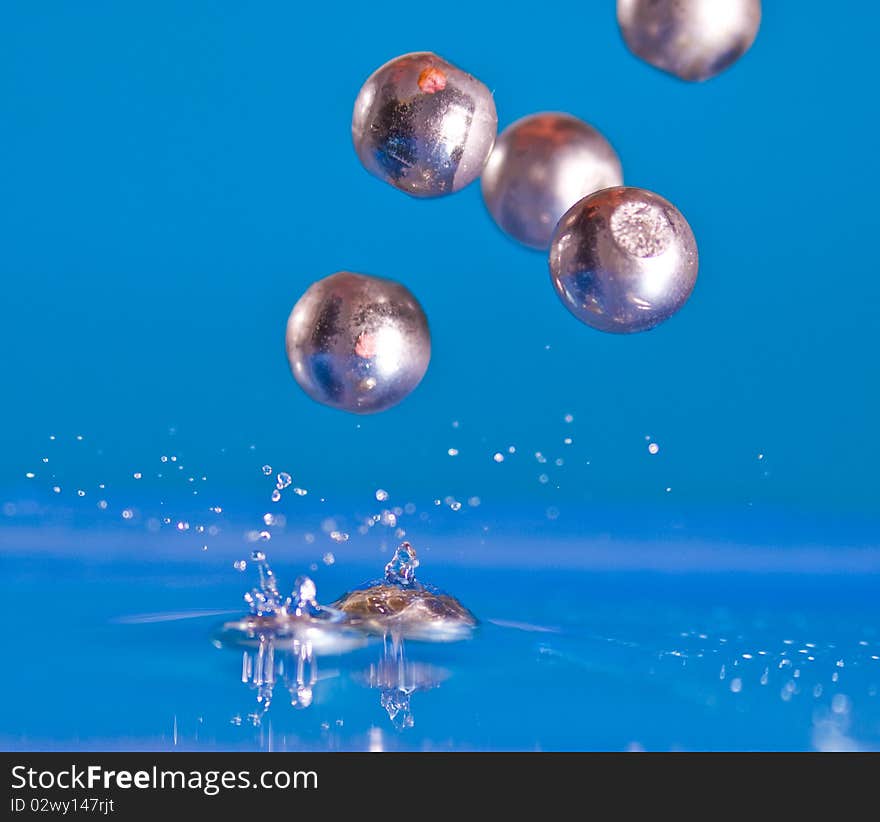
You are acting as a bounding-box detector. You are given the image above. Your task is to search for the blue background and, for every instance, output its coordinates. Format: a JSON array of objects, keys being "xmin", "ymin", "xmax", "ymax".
[{"xmin": 0, "ymin": 1, "xmax": 877, "ymax": 520}]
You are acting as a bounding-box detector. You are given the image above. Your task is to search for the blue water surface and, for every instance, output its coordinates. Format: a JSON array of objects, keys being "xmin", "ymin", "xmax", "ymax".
[{"xmin": 1, "ymin": 503, "xmax": 878, "ymax": 752}]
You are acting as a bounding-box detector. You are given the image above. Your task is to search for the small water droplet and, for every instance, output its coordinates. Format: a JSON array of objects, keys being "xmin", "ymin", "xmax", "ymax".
[
  {"xmin": 493, "ymin": 452, "xmax": 504, "ymax": 463},
  {"xmin": 276, "ymin": 472, "xmax": 292, "ymax": 489},
  {"xmin": 271, "ymin": 489, "xmax": 281, "ymax": 502},
  {"xmin": 133, "ymin": 472, "xmax": 142, "ymax": 480},
  {"xmin": 375, "ymin": 488, "xmax": 389, "ymax": 502},
  {"xmin": 233, "ymin": 560, "xmax": 247, "ymax": 572},
  {"xmin": 447, "ymin": 448, "xmax": 459, "ymax": 456},
  {"xmin": 323, "ymin": 552, "xmax": 335, "ymax": 565},
  {"xmin": 261, "ymin": 465, "xmax": 273, "ymax": 476},
  {"xmin": 648, "ymin": 443, "xmax": 659, "ymax": 455}
]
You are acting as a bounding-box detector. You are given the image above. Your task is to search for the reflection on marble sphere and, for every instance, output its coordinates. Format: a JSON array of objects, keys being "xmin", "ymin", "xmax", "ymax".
[
  {"xmin": 481, "ymin": 113, "xmax": 623, "ymax": 250},
  {"xmin": 285, "ymin": 272, "xmax": 430, "ymax": 414},
  {"xmin": 617, "ymin": 0, "xmax": 761, "ymax": 82},
  {"xmin": 549, "ymin": 186, "xmax": 698, "ymax": 333},
  {"xmin": 352, "ymin": 52, "xmax": 498, "ymax": 197}
]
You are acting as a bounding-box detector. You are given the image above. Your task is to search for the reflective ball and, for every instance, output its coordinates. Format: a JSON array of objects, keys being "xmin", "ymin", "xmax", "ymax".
[
  {"xmin": 286, "ymin": 272, "xmax": 431, "ymax": 413},
  {"xmin": 617, "ymin": 0, "xmax": 761, "ymax": 82},
  {"xmin": 352, "ymin": 52, "xmax": 498, "ymax": 198},
  {"xmin": 481, "ymin": 112, "xmax": 623, "ymax": 250},
  {"xmin": 549, "ymin": 186, "xmax": 698, "ymax": 333}
]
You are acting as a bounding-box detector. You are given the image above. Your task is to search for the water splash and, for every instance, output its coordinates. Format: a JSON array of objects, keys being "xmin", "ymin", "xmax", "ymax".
[
  {"xmin": 244, "ymin": 550, "xmax": 283, "ymax": 615},
  {"xmin": 384, "ymin": 541, "xmax": 419, "ymax": 585}
]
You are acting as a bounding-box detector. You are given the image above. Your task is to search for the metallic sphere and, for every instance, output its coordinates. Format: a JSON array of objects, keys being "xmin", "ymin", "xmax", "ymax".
[
  {"xmin": 286, "ymin": 272, "xmax": 431, "ymax": 414},
  {"xmin": 617, "ymin": 0, "xmax": 761, "ymax": 82},
  {"xmin": 352, "ymin": 52, "xmax": 498, "ymax": 198},
  {"xmin": 549, "ymin": 187, "xmax": 698, "ymax": 333},
  {"xmin": 481, "ymin": 113, "xmax": 623, "ymax": 250}
]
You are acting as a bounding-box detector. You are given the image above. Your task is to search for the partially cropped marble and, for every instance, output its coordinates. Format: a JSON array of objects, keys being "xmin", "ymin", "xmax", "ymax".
[{"xmin": 618, "ymin": 0, "xmax": 761, "ymax": 82}]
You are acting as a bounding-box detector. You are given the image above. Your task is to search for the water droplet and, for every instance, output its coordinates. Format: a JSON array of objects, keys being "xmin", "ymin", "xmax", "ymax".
[
  {"xmin": 564, "ymin": 413, "xmax": 574, "ymax": 423},
  {"xmin": 133, "ymin": 472, "xmax": 142, "ymax": 480},
  {"xmin": 263, "ymin": 513, "xmax": 275, "ymax": 526},
  {"xmin": 276, "ymin": 472, "xmax": 292, "ymax": 489},
  {"xmin": 447, "ymin": 448, "xmax": 459, "ymax": 456},
  {"xmin": 52, "ymin": 486, "xmax": 62, "ymax": 494},
  {"xmin": 271, "ymin": 489, "xmax": 281, "ymax": 502},
  {"xmin": 258, "ymin": 530, "xmax": 271, "ymax": 541},
  {"xmin": 375, "ymin": 488, "xmax": 389, "ymax": 502},
  {"xmin": 261, "ymin": 465, "xmax": 272, "ymax": 476},
  {"xmin": 450, "ymin": 501, "xmax": 462, "ymax": 511},
  {"xmin": 25, "ymin": 472, "xmax": 35, "ymax": 479},
  {"xmin": 77, "ymin": 490, "xmax": 86, "ymax": 497},
  {"xmin": 730, "ymin": 678, "xmax": 743, "ymax": 693},
  {"xmin": 468, "ymin": 496, "xmax": 481, "ymax": 507},
  {"xmin": 122, "ymin": 509, "xmax": 134, "ymax": 520},
  {"xmin": 233, "ymin": 560, "xmax": 247, "ymax": 572},
  {"xmin": 538, "ymin": 474, "xmax": 549, "ymax": 484},
  {"xmin": 330, "ymin": 530, "xmax": 349, "ymax": 543},
  {"xmin": 493, "ymin": 452, "xmax": 504, "ymax": 463},
  {"xmin": 293, "ymin": 487, "xmax": 307, "ymax": 496},
  {"xmin": 323, "ymin": 552, "xmax": 335, "ymax": 565},
  {"xmin": 97, "ymin": 500, "xmax": 108, "ymax": 510},
  {"xmin": 648, "ymin": 443, "xmax": 660, "ymax": 455},
  {"xmin": 384, "ymin": 542, "xmax": 419, "ymax": 585}
]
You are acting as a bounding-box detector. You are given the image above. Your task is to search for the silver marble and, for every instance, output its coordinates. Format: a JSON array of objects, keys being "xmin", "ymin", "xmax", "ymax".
[
  {"xmin": 285, "ymin": 271, "xmax": 430, "ymax": 413},
  {"xmin": 352, "ymin": 52, "xmax": 497, "ymax": 197},
  {"xmin": 618, "ymin": 0, "xmax": 761, "ymax": 82},
  {"xmin": 549, "ymin": 186, "xmax": 698, "ymax": 333},
  {"xmin": 481, "ymin": 112, "xmax": 623, "ymax": 250}
]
